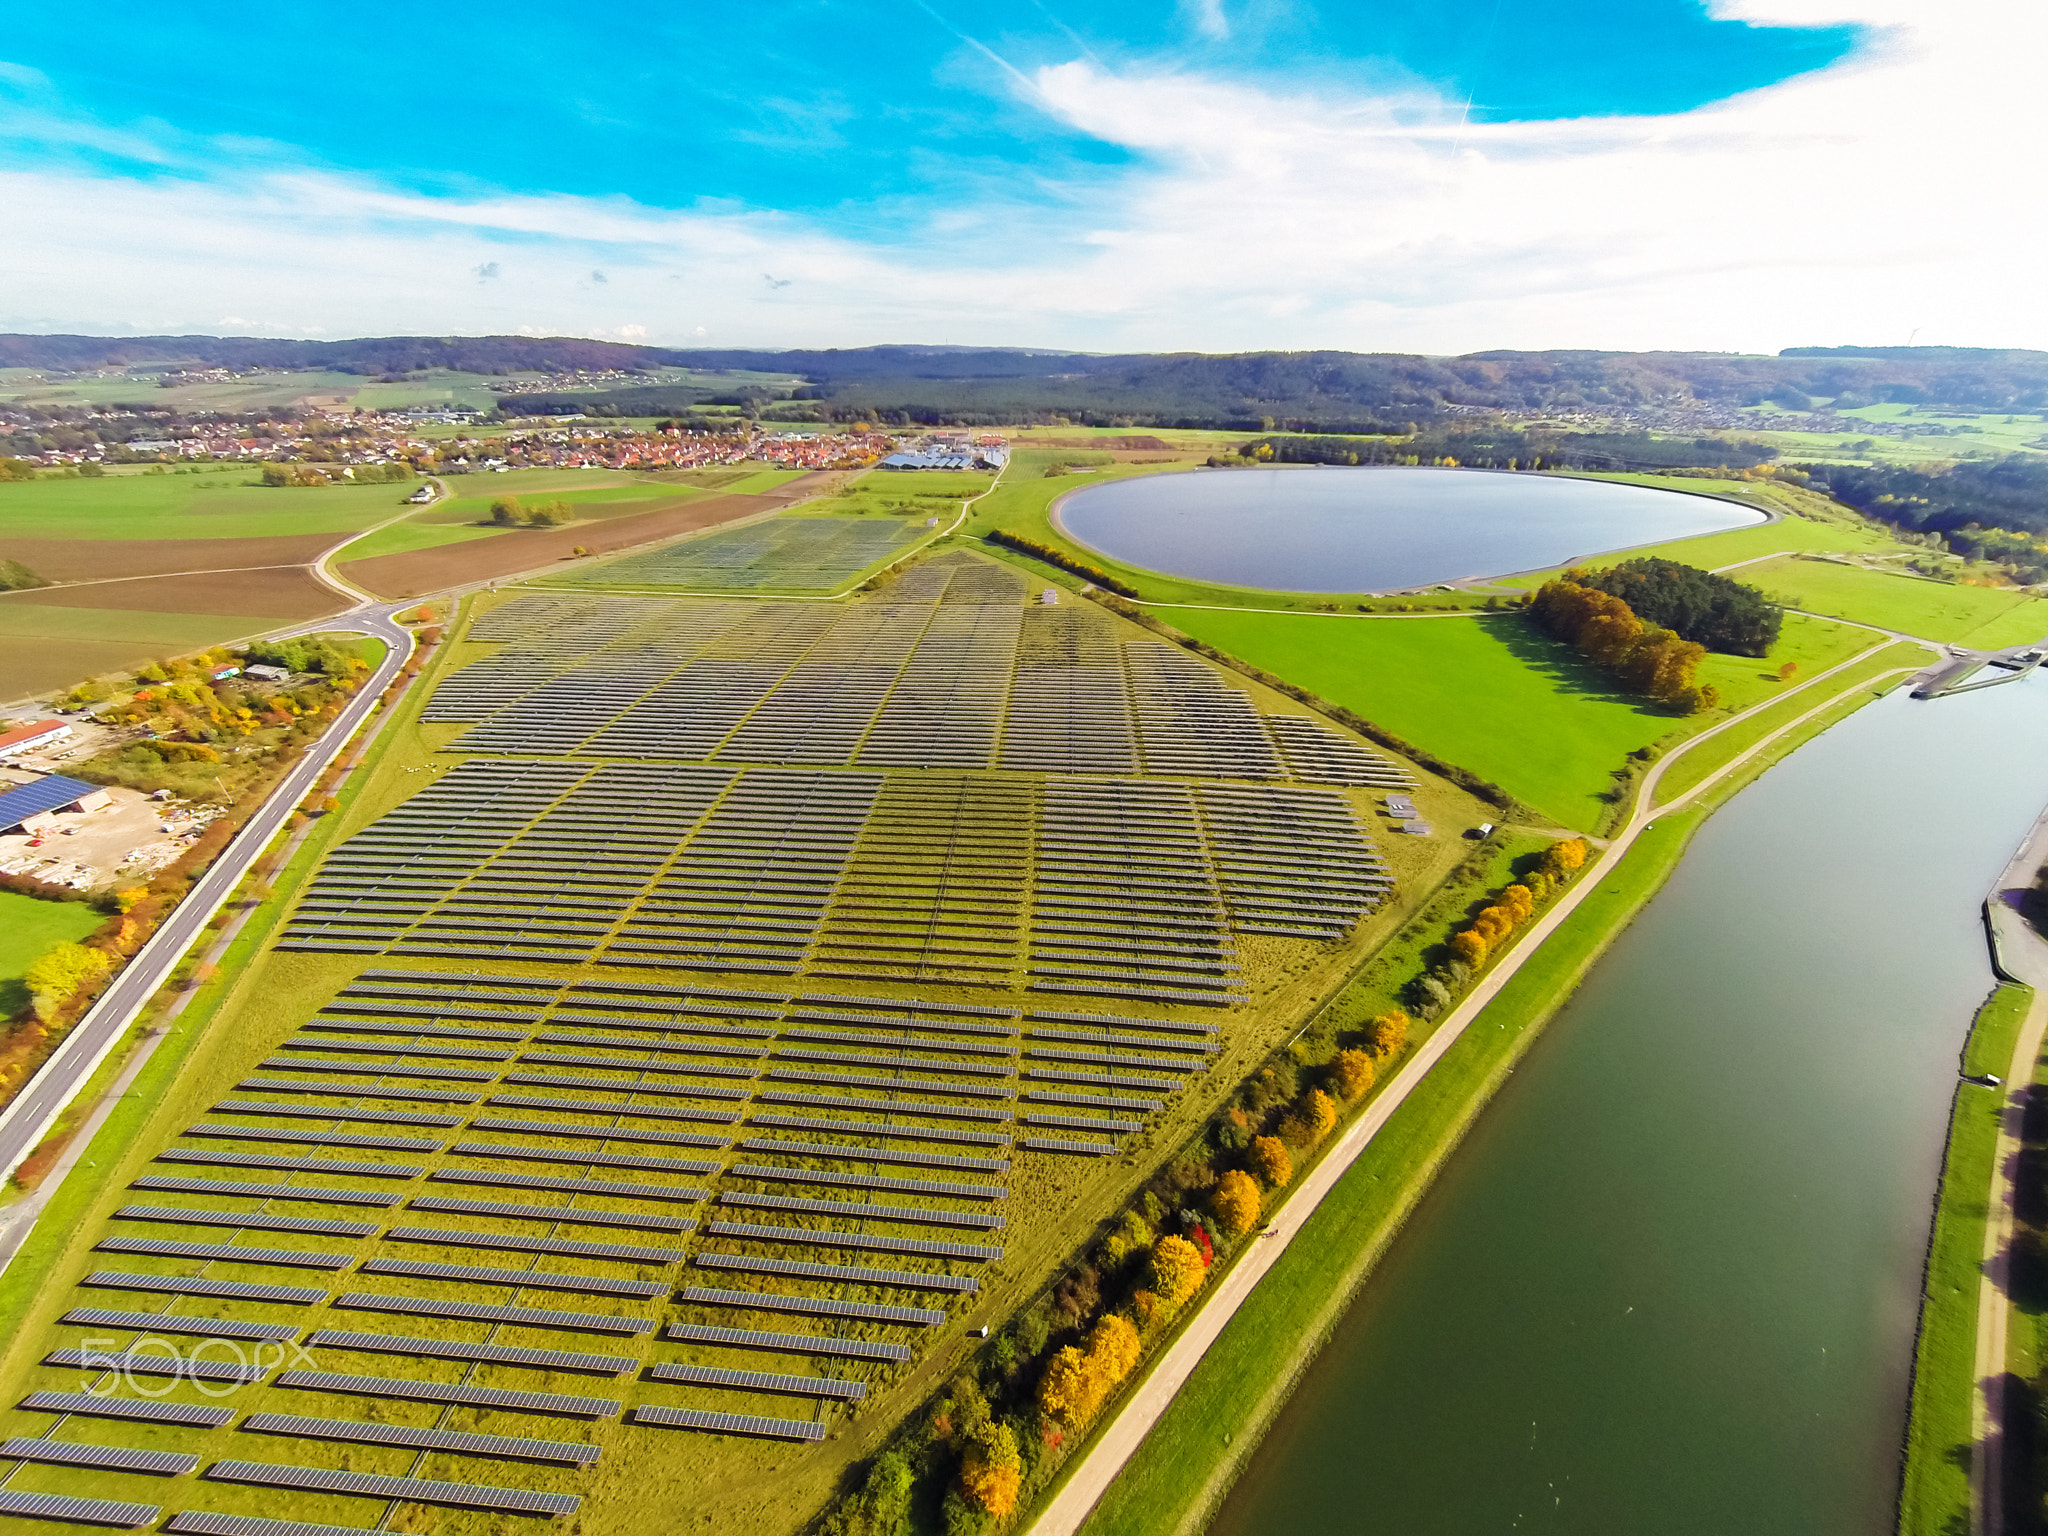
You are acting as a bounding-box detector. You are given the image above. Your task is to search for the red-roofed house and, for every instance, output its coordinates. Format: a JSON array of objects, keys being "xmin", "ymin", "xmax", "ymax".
[{"xmin": 0, "ymin": 720, "xmax": 72, "ymax": 760}]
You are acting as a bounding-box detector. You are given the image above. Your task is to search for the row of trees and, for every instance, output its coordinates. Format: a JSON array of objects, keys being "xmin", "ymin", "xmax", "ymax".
[
  {"xmin": 1234, "ymin": 428, "xmax": 1778, "ymax": 474},
  {"xmin": 1527, "ymin": 577, "xmax": 1719, "ymax": 712},
  {"xmin": 1408, "ymin": 841, "xmax": 1587, "ymax": 1019},
  {"xmin": 489, "ymin": 495, "xmax": 575, "ymax": 527},
  {"xmin": 1571, "ymin": 557, "xmax": 1782, "ymax": 656},
  {"xmin": 259, "ymin": 461, "xmax": 412, "ymax": 487},
  {"xmin": 983, "ymin": 530, "xmax": 1138, "ymax": 598}
]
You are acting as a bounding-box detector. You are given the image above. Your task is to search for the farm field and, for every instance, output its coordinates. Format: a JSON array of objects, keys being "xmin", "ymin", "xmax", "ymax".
[
  {"xmin": 0, "ymin": 472, "xmax": 418, "ymax": 544},
  {"xmin": 0, "ymin": 549, "xmax": 1506, "ymax": 1535},
  {"xmin": 0, "ymin": 598, "xmax": 329, "ymax": 700},
  {"xmin": 1162, "ymin": 608, "xmax": 1873, "ymax": 831},
  {"xmin": 1740, "ymin": 555, "xmax": 2048, "ymax": 647}
]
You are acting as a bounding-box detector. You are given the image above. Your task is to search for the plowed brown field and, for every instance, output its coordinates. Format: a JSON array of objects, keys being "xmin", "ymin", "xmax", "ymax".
[
  {"xmin": 1, "ymin": 533, "xmax": 336, "ymax": 582},
  {"xmin": 0, "ymin": 568, "xmax": 342, "ymax": 619},
  {"xmin": 339, "ymin": 490, "xmax": 784, "ymax": 597}
]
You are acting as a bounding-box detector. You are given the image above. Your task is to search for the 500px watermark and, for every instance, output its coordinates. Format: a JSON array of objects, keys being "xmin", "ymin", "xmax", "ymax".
[{"xmin": 76, "ymin": 1336, "xmax": 317, "ymax": 1397}]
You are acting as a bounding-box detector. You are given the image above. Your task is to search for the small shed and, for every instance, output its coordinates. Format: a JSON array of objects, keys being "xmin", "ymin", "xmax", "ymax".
[
  {"xmin": 210, "ymin": 665, "xmax": 242, "ymax": 682},
  {"xmin": 0, "ymin": 775, "xmax": 112, "ymax": 834},
  {"xmin": 244, "ymin": 664, "xmax": 291, "ymax": 683},
  {"xmin": 1039, "ymin": 588, "xmax": 1059, "ymax": 606}
]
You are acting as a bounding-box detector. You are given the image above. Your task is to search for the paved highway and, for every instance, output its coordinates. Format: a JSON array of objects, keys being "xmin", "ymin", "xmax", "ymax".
[{"xmin": 0, "ymin": 603, "xmax": 413, "ymax": 1183}]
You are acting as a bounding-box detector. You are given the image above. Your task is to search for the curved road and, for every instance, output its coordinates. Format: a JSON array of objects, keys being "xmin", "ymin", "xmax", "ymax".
[{"xmin": 0, "ymin": 603, "xmax": 412, "ymax": 1184}]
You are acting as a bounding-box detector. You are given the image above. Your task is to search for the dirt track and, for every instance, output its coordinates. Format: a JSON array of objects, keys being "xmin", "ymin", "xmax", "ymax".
[{"xmin": 337, "ymin": 490, "xmax": 790, "ymax": 597}]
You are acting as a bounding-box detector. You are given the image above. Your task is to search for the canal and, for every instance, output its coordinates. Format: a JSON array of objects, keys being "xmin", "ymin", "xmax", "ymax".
[{"xmin": 1208, "ymin": 676, "xmax": 2048, "ymax": 1535}]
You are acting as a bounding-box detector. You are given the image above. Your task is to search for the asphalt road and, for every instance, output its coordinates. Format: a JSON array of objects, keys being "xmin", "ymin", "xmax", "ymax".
[{"xmin": 0, "ymin": 603, "xmax": 412, "ymax": 1182}]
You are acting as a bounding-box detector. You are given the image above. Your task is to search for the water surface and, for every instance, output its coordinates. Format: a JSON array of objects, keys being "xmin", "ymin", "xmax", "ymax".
[
  {"xmin": 1208, "ymin": 678, "xmax": 2048, "ymax": 1535},
  {"xmin": 1055, "ymin": 467, "xmax": 1763, "ymax": 591}
]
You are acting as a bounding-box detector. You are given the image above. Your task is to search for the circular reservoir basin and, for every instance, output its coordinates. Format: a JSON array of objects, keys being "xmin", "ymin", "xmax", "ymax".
[{"xmin": 1052, "ymin": 466, "xmax": 1766, "ymax": 593}]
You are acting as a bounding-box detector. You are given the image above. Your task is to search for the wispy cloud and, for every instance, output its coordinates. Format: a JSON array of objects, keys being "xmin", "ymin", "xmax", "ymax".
[{"xmin": 0, "ymin": 0, "xmax": 2039, "ymax": 352}]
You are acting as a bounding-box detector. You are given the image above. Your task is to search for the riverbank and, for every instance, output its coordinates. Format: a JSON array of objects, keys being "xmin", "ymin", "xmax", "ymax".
[
  {"xmin": 1898, "ymin": 984, "xmax": 2035, "ymax": 1536},
  {"xmin": 1028, "ymin": 652, "xmax": 1933, "ymax": 1536},
  {"xmin": 1072, "ymin": 809, "xmax": 1707, "ymax": 1536}
]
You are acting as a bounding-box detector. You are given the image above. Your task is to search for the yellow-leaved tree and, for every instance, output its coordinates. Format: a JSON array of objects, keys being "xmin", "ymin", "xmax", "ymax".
[
  {"xmin": 25, "ymin": 943, "xmax": 111, "ymax": 1021},
  {"xmin": 1087, "ymin": 1314, "xmax": 1141, "ymax": 1391},
  {"xmin": 1284, "ymin": 1088, "xmax": 1337, "ymax": 1146},
  {"xmin": 1330, "ymin": 1048, "xmax": 1375, "ymax": 1100},
  {"xmin": 1037, "ymin": 1346, "xmax": 1093, "ymax": 1427},
  {"xmin": 1150, "ymin": 1236, "xmax": 1207, "ymax": 1313},
  {"xmin": 1368, "ymin": 1009, "xmax": 1411, "ymax": 1057},
  {"xmin": 1211, "ymin": 1169, "xmax": 1262, "ymax": 1236},
  {"xmin": 1248, "ymin": 1135, "xmax": 1293, "ymax": 1189},
  {"xmin": 959, "ymin": 1422, "xmax": 1021, "ymax": 1517}
]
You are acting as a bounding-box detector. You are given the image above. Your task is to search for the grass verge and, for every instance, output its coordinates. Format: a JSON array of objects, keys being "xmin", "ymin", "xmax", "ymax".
[{"xmin": 1896, "ymin": 983, "xmax": 2033, "ymax": 1536}]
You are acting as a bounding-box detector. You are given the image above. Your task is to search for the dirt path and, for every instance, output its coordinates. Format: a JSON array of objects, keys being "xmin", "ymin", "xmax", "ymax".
[{"xmin": 1027, "ymin": 639, "xmax": 1930, "ymax": 1536}]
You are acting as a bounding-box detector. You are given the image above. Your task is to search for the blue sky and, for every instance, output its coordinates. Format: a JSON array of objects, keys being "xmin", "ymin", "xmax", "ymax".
[{"xmin": 2, "ymin": 0, "xmax": 2041, "ymax": 352}]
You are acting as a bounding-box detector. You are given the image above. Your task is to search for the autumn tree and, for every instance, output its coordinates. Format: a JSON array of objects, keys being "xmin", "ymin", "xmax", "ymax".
[
  {"xmin": 958, "ymin": 1421, "xmax": 1021, "ymax": 1518},
  {"xmin": 1502, "ymin": 883, "xmax": 1535, "ymax": 922},
  {"xmin": 1248, "ymin": 1135, "xmax": 1294, "ymax": 1188},
  {"xmin": 1150, "ymin": 1236, "xmax": 1207, "ymax": 1312},
  {"xmin": 1448, "ymin": 929, "xmax": 1488, "ymax": 968},
  {"xmin": 1283, "ymin": 1087, "xmax": 1337, "ymax": 1147},
  {"xmin": 1087, "ymin": 1314, "xmax": 1141, "ymax": 1385},
  {"xmin": 1368, "ymin": 1009, "xmax": 1411, "ymax": 1057},
  {"xmin": 1211, "ymin": 1169, "xmax": 1261, "ymax": 1236},
  {"xmin": 1036, "ymin": 1346, "xmax": 1092, "ymax": 1427},
  {"xmin": 1330, "ymin": 1047, "xmax": 1376, "ymax": 1100},
  {"xmin": 25, "ymin": 942, "xmax": 112, "ymax": 1021},
  {"xmin": 1777, "ymin": 661, "xmax": 1798, "ymax": 681}
]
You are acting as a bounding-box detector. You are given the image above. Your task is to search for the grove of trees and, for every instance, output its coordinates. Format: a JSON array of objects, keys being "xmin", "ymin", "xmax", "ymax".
[
  {"xmin": 1571, "ymin": 557, "xmax": 1782, "ymax": 656},
  {"xmin": 1527, "ymin": 575, "xmax": 1719, "ymax": 711}
]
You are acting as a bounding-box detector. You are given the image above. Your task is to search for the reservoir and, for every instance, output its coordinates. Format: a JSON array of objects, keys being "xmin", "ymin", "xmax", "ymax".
[
  {"xmin": 1054, "ymin": 466, "xmax": 1764, "ymax": 592},
  {"xmin": 1206, "ymin": 676, "xmax": 2048, "ymax": 1535}
]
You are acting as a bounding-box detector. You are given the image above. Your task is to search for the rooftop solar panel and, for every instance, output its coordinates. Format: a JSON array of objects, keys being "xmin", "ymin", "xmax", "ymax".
[
  {"xmin": 0, "ymin": 1436, "xmax": 198, "ymax": 1476},
  {"xmin": 333, "ymin": 1292, "xmax": 653, "ymax": 1336},
  {"xmin": 202, "ymin": 1458, "xmax": 582, "ymax": 1517},
  {"xmin": 17, "ymin": 1390, "xmax": 232, "ymax": 1428},
  {"xmin": 242, "ymin": 1411, "xmax": 600, "ymax": 1467},
  {"xmin": 305, "ymin": 1329, "xmax": 633, "ymax": 1376},
  {"xmin": 272, "ymin": 1368, "xmax": 618, "ymax": 1421}
]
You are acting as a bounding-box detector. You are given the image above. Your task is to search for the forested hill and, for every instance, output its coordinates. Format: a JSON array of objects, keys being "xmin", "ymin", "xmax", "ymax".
[{"xmin": 3, "ymin": 334, "xmax": 2047, "ymax": 426}]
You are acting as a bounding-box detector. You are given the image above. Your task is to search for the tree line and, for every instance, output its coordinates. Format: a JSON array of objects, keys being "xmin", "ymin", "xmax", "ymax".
[
  {"xmin": 1235, "ymin": 428, "xmax": 1777, "ymax": 474},
  {"xmin": 983, "ymin": 530, "xmax": 1138, "ymax": 598},
  {"xmin": 1527, "ymin": 575, "xmax": 1719, "ymax": 711},
  {"xmin": 1570, "ymin": 556, "xmax": 1782, "ymax": 656}
]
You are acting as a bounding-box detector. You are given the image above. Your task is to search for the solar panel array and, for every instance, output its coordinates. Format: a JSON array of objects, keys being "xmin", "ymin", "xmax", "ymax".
[
  {"xmin": 547, "ymin": 515, "xmax": 923, "ymax": 593},
  {"xmin": 4, "ymin": 556, "xmax": 1434, "ymax": 1529}
]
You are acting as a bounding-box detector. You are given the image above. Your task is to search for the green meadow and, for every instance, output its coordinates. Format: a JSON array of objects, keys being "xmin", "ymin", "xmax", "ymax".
[
  {"xmin": 0, "ymin": 892, "xmax": 103, "ymax": 1012},
  {"xmin": 1741, "ymin": 555, "xmax": 2048, "ymax": 646},
  {"xmin": 1162, "ymin": 608, "xmax": 1872, "ymax": 831},
  {"xmin": 0, "ymin": 472, "xmax": 418, "ymax": 542}
]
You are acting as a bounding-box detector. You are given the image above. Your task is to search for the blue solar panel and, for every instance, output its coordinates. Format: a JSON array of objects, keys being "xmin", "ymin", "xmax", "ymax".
[{"xmin": 0, "ymin": 775, "xmax": 100, "ymax": 828}]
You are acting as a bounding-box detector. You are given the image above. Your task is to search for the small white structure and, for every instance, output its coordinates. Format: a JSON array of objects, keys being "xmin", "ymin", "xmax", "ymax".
[
  {"xmin": 0, "ymin": 720, "xmax": 72, "ymax": 760},
  {"xmin": 244, "ymin": 664, "xmax": 292, "ymax": 682},
  {"xmin": 1039, "ymin": 588, "xmax": 1059, "ymax": 606}
]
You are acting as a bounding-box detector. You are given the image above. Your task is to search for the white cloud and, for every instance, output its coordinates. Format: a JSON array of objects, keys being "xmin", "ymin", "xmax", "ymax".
[{"xmin": 0, "ymin": 0, "xmax": 2042, "ymax": 352}]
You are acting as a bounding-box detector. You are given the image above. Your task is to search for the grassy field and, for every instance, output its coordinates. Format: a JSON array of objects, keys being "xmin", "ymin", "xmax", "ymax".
[
  {"xmin": 0, "ymin": 892, "xmax": 103, "ymax": 1013},
  {"xmin": 0, "ymin": 472, "xmax": 418, "ymax": 542},
  {"xmin": 1741, "ymin": 556, "xmax": 2048, "ymax": 647},
  {"xmin": 1076, "ymin": 809, "xmax": 1709, "ymax": 1536},
  {"xmin": 1897, "ymin": 984, "xmax": 2034, "ymax": 1536},
  {"xmin": 1162, "ymin": 607, "xmax": 1874, "ymax": 831}
]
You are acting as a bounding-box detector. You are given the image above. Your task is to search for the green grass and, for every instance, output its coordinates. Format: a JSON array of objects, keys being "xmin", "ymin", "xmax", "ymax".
[
  {"xmin": 1897, "ymin": 984, "xmax": 2033, "ymax": 1536},
  {"xmin": 1653, "ymin": 642, "xmax": 1932, "ymax": 806},
  {"xmin": 1077, "ymin": 811, "xmax": 1709, "ymax": 1536},
  {"xmin": 1164, "ymin": 607, "xmax": 1871, "ymax": 831},
  {"xmin": 0, "ymin": 473, "xmax": 421, "ymax": 542},
  {"xmin": 1742, "ymin": 556, "xmax": 2048, "ymax": 646},
  {"xmin": 0, "ymin": 604, "xmax": 290, "ymax": 647},
  {"xmin": 331, "ymin": 517, "xmax": 504, "ymax": 562},
  {"xmin": 0, "ymin": 892, "xmax": 102, "ymax": 1011}
]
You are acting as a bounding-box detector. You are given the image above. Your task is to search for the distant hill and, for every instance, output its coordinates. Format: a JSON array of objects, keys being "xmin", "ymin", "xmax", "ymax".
[{"xmin": 3, "ymin": 334, "xmax": 2045, "ymax": 426}]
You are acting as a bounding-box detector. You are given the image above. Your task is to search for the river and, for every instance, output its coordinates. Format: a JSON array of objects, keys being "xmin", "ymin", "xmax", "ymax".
[{"xmin": 1207, "ymin": 676, "xmax": 2048, "ymax": 1535}]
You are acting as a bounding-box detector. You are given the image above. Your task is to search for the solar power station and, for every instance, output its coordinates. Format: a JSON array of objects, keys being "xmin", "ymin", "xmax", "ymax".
[{"xmin": 0, "ymin": 548, "xmax": 1428, "ymax": 1533}]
